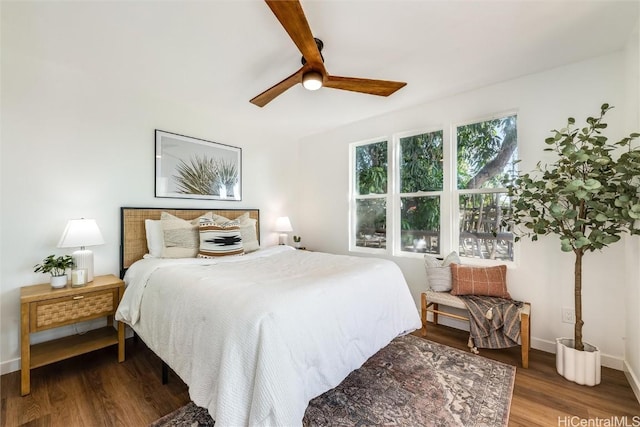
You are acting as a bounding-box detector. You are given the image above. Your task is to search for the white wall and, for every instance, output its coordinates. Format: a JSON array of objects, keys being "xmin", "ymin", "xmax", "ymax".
[
  {"xmin": 0, "ymin": 9, "xmax": 296, "ymax": 373},
  {"xmin": 297, "ymin": 52, "xmax": 633, "ymax": 369},
  {"xmin": 2, "ymin": 1, "xmax": 637, "ymax": 380},
  {"xmin": 624, "ymin": 21, "xmax": 640, "ymax": 399}
]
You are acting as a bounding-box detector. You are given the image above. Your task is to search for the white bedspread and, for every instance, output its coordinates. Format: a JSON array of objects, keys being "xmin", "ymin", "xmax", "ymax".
[{"xmin": 115, "ymin": 246, "xmax": 420, "ymax": 426}]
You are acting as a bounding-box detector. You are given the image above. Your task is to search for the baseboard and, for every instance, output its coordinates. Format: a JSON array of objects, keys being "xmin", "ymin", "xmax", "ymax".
[
  {"xmin": 624, "ymin": 360, "xmax": 640, "ymax": 404},
  {"xmin": 429, "ymin": 315, "xmax": 626, "ymax": 371},
  {"xmin": 1, "ymin": 358, "xmax": 20, "ymax": 375},
  {"xmin": 533, "ymin": 337, "xmax": 624, "ymax": 371}
]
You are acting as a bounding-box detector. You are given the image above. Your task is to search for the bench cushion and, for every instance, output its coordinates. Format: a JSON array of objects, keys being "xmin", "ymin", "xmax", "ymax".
[{"xmin": 424, "ymin": 289, "xmax": 467, "ymax": 310}]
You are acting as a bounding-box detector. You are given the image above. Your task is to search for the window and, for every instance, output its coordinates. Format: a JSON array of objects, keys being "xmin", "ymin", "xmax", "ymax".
[
  {"xmin": 456, "ymin": 115, "xmax": 517, "ymax": 261},
  {"xmin": 353, "ymin": 140, "xmax": 388, "ymax": 250},
  {"xmin": 350, "ymin": 113, "xmax": 517, "ymax": 262},
  {"xmin": 398, "ymin": 130, "xmax": 443, "ymax": 255}
]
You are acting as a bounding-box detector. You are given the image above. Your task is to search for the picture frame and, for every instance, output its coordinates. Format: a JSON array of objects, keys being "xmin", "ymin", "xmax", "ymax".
[{"xmin": 155, "ymin": 130, "xmax": 242, "ymax": 201}]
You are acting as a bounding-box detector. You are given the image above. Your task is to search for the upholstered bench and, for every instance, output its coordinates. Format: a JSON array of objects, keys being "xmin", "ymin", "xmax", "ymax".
[{"xmin": 420, "ymin": 290, "xmax": 531, "ymax": 368}]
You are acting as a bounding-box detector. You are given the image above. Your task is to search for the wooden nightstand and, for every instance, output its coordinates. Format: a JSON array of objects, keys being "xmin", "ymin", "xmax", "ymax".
[{"xmin": 20, "ymin": 274, "xmax": 125, "ymax": 396}]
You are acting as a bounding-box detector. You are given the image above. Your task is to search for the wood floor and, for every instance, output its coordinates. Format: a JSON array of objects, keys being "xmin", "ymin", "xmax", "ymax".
[{"xmin": 2, "ymin": 324, "xmax": 639, "ymax": 426}]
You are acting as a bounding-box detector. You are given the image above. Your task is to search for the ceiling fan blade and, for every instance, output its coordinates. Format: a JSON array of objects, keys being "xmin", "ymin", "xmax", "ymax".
[
  {"xmin": 265, "ymin": 0, "xmax": 325, "ymax": 70},
  {"xmin": 324, "ymin": 75, "xmax": 407, "ymax": 96},
  {"xmin": 250, "ymin": 66, "xmax": 307, "ymax": 107}
]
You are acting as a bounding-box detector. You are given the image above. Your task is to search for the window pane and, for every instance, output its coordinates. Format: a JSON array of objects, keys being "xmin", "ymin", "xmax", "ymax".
[
  {"xmin": 355, "ymin": 198, "xmax": 386, "ymax": 249},
  {"xmin": 457, "ymin": 115, "xmax": 518, "ymax": 190},
  {"xmin": 400, "ymin": 131, "xmax": 443, "ymax": 192},
  {"xmin": 355, "ymin": 141, "xmax": 387, "ymax": 195},
  {"xmin": 459, "ymin": 193, "xmax": 513, "ymax": 261},
  {"xmin": 400, "ymin": 196, "xmax": 440, "ymax": 254}
]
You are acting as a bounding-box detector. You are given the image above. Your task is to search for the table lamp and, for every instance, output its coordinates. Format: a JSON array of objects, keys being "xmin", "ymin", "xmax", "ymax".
[
  {"xmin": 57, "ymin": 218, "xmax": 105, "ymax": 282},
  {"xmin": 274, "ymin": 216, "xmax": 293, "ymax": 245}
]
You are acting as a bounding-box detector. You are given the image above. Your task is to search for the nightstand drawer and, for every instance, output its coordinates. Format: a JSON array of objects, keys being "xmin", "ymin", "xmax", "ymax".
[{"xmin": 29, "ymin": 288, "xmax": 117, "ymax": 332}]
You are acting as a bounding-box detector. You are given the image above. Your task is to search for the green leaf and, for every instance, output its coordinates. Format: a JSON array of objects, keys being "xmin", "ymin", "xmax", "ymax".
[
  {"xmin": 575, "ymin": 189, "xmax": 588, "ymax": 199},
  {"xmin": 576, "ymin": 150, "xmax": 590, "ymax": 160},
  {"xmin": 550, "ymin": 203, "xmax": 563, "ymax": 213},
  {"xmin": 583, "ymin": 179, "xmax": 601, "ymax": 190},
  {"xmin": 602, "ymin": 235, "xmax": 620, "ymax": 244},
  {"xmin": 574, "ymin": 236, "xmax": 590, "ymax": 248},
  {"xmin": 565, "ymin": 180, "xmax": 584, "ymax": 191},
  {"xmin": 560, "ymin": 239, "xmax": 573, "ymax": 252}
]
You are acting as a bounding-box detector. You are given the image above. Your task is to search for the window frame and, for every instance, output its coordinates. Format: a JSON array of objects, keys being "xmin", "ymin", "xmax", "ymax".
[
  {"xmin": 349, "ymin": 136, "xmax": 390, "ymax": 254},
  {"xmin": 392, "ymin": 127, "xmax": 449, "ymax": 258},
  {"xmin": 348, "ymin": 110, "xmax": 519, "ymax": 266},
  {"xmin": 451, "ymin": 111, "xmax": 519, "ymax": 264}
]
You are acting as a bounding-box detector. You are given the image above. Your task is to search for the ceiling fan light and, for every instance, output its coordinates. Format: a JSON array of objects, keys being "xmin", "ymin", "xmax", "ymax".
[{"xmin": 302, "ymin": 71, "xmax": 323, "ymax": 91}]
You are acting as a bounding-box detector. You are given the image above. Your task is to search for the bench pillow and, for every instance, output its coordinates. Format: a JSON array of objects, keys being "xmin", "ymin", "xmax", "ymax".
[
  {"xmin": 450, "ymin": 263, "xmax": 511, "ymax": 299},
  {"xmin": 424, "ymin": 251, "xmax": 460, "ymax": 292}
]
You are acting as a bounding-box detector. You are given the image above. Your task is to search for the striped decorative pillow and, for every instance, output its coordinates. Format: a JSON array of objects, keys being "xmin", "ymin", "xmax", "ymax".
[{"xmin": 197, "ymin": 219, "xmax": 244, "ymax": 258}]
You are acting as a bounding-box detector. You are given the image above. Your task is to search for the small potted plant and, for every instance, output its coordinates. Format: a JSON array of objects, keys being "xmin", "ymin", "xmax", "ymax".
[
  {"xmin": 34, "ymin": 255, "xmax": 75, "ymax": 288},
  {"xmin": 293, "ymin": 235, "xmax": 302, "ymax": 249}
]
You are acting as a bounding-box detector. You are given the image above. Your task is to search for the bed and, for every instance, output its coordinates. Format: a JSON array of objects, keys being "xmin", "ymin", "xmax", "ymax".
[{"xmin": 115, "ymin": 207, "xmax": 421, "ymax": 426}]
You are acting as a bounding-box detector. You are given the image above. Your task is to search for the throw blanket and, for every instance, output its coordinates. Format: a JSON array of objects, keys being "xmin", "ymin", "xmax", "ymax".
[{"xmin": 459, "ymin": 295, "xmax": 523, "ymax": 350}]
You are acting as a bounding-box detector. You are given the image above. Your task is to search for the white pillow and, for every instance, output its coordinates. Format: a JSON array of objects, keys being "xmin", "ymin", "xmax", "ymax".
[
  {"xmin": 145, "ymin": 219, "xmax": 164, "ymax": 257},
  {"xmin": 160, "ymin": 211, "xmax": 213, "ymax": 258},
  {"xmin": 424, "ymin": 251, "xmax": 461, "ymax": 292},
  {"xmin": 238, "ymin": 216, "xmax": 259, "ymax": 253}
]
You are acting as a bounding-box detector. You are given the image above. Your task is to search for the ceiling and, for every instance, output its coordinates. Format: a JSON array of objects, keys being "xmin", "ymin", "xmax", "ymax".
[{"xmin": 8, "ymin": 0, "xmax": 640, "ymax": 139}]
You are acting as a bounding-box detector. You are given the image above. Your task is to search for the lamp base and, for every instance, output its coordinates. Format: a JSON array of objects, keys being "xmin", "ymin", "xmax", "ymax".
[
  {"xmin": 279, "ymin": 233, "xmax": 288, "ymax": 245},
  {"xmin": 72, "ymin": 249, "xmax": 94, "ymax": 282}
]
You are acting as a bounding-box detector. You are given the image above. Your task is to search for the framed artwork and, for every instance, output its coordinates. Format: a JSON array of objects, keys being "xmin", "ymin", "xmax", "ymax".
[{"xmin": 155, "ymin": 130, "xmax": 242, "ymax": 201}]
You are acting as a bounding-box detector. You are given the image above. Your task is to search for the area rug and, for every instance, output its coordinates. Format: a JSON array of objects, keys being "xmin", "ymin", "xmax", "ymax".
[{"xmin": 149, "ymin": 334, "xmax": 515, "ymax": 427}]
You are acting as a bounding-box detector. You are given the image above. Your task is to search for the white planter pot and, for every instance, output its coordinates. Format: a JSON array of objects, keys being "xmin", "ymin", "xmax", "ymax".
[
  {"xmin": 556, "ymin": 337, "xmax": 601, "ymax": 386},
  {"xmin": 50, "ymin": 275, "xmax": 68, "ymax": 289}
]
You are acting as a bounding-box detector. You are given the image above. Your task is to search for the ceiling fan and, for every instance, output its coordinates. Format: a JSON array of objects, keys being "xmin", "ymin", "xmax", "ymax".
[{"xmin": 250, "ymin": 0, "xmax": 407, "ymax": 107}]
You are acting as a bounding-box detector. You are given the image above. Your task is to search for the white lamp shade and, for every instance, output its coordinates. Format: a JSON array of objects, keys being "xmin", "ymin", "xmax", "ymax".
[
  {"xmin": 57, "ymin": 219, "xmax": 104, "ymax": 282},
  {"xmin": 58, "ymin": 219, "xmax": 105, "ymax": 248},
  {"xmin": 274, "ymin": 217, "xmax": 293, "ymax": 232}
]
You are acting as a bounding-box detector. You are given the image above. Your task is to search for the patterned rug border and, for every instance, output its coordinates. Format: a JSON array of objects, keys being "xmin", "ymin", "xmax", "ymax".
[{"xmin": 150, "ymin": 335, "xmax": 516, "ymax": 427}]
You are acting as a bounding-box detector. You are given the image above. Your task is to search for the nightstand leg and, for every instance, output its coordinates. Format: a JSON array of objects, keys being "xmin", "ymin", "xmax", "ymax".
[
  {"xmin": 117, "ymin": 321, "xmax": 125, "ymax": 362},
  {"xmin": 20, "ymin": 302, "xmax": 30, "ymax": 396}
]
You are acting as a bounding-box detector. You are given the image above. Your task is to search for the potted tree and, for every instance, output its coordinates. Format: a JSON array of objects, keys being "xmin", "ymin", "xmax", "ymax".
[
  {"xmin": 34, "ymin": 254, "xmax": 75, "ymax": 288},
  {"xmin": 506, "ymin": 104, "xmax": 640, "ymax": 385}
]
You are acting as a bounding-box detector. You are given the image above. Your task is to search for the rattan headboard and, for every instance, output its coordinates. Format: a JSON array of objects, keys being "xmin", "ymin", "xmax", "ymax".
[{"xmin": 120, "ymin": 207, "xmax": 260, "ymax": 277}]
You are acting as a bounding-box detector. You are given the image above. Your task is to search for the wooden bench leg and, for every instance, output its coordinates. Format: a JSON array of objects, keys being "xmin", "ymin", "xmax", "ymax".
[
  {"xmin": 432, "ymin": 303, "xmax": 439, "ymax": 325},
  {"xmin": 420, "ymin": 293, "xmax": 441, "ymax": 338},
  {"xmin": 420, "ymin": 293, "xmax": 427, "ymax": 337},
  {"xmin": 520, "ymin": 306, "xmax": 530, "ymax": 369}
]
